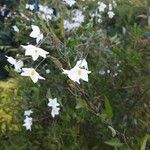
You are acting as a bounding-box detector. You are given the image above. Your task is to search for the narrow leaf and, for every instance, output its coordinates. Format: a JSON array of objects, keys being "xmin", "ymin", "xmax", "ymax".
[
  {"xmin": 104, "ymin": 96, "xmax": 113, "ymax": 120},
  {"xmin": 105, "ymin": 138, "xmax": 123, "ymax": 147},
  {"xmin": 141, "ymin": 135, "xmax": 149, "ymax": 150}
]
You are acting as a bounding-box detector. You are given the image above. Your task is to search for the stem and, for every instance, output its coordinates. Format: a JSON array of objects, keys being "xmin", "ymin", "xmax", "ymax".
[{"xmin": 35, "ymin": 58, "xmax": 46, "ymax": 70}]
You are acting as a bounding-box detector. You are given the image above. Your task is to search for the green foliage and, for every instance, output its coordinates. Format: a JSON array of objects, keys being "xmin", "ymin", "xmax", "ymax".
[
  {"xmin": 0, "ymin": 79, "xmax": 22, "ymax": 133},
  {"xmin": 104, "ymin": 96, "xmax": 113, "ymax": 120},
  {"xmin": 105, "ymin": 138, "xmax": 123, "ymax": 148},
  {"xmin": 140, "ymin": 135, "xmax": 150, "ymax": 150}
]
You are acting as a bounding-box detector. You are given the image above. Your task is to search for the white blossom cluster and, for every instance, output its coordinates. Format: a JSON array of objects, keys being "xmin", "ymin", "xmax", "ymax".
[
  {"xmin": 0, "ymin": 5, "xmax": 14, "ymax": 19},
  {"xmin": 7, "ymin": 24, "xmax": 92, "ymax": 131},
  {"xmin": 48, "ymin": 98, "xmax": 60, "ymax": 118},
  {"xmin": 0, "ymin": 5, "xmax": 7, "ymax": 17},
  {"xmin": 63, "ymin": 0, "xmax": 76, "ymax": 7},
  {"xmin": 7, "ymin": 24, "xmax": 91, "ymax": 84},
  {"xmin": 25, "ymin": 4, "xmax": 34, "ymax": 11},
  {"xmin": 26, "ymin": 4, "xmax": 55, "ymax": 21},
  {"xmin": 23, "ymin": 110, "xmax": 33, "ymax": 131},
  {"xmin": 99, "ymin": 63, "xmax": 121, "ymax": 77},
  {"xmin": 38, "ymin": 5, "xmax": 54, "ymax": 21},
  {"xmin": 7, "ymin": 25, "xmax": 47, "ymax": 82},
  {"xmin": 64, "ymin": 9, "xmax": 85, "ymax": 31},
  {"xmin": 91, "ymin": 1, "xmax": 117, "ymax": 23},
  {"xmin": 6, "ymin": 1, "xmax": 120, "ymax": 132},
  {"xmin": 23, "ymin": 98, "xmax": 61, "ymax": 131}
]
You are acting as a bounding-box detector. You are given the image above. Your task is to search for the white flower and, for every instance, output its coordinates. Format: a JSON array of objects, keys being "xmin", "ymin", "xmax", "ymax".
[
  {"xmin": 107, "ymin": 70, "xmax": 111, "ymax": 74},
  {"xmin": 48, "ymin": 98, "xmax": 60, "ymax": 118},
  {"xmin": 64, "ymin": 10, "xmax": 84, "ymax": 30},
  {"xmin": 91, "ymin": 12, "xmax": 96, "ymax": 18},
  {"xmin": 48, "ymin": 98, "xmax": 60, "ymax": 108},
  {"xmin": 51, "ymin": 107, "xmax": 60, "ymax": 118},
  {"xmin": 26, "ymin": 4, "xmax": 34, "ymax": 11},
  {"xmin": 63, "ymin": 0, "xmax": 76, "ymax": 7},
  {"xmin": 117, "ymin": 64, "xmax": 120, "ymax": 67},
  {"xmin": 0, "ymin": 5, "xmax": 6, "ymax": 16},
  {"xmin": 38, "ymin": 5, "xmax": 54, "ymax": 21},
  {"xmin": 23, "ymin": 116, "xmax": 32, "ymax": 131},
  {"xmin": 99, "ymin": 70, "xmax": 105, "ymax": 75},
  {"xmin": 21, "ymin": 44, "xmax": 49, "ymax": 61},
  {"xmin": 21, "ymin": 68, "xmax": 45, "ymax": 83},
  {"xmin": 45, "ymin": 69, "xmax": 50, "ymax": 74},
  {"xmin": 12, "ymin": 25, "xmax": 19, "ymax": 32},
  {"xmin": 108, "ymin": 11, "xmax": 115, "ymax": 18},
  {"xmin": 24, "ymin": 110, "xmax": 33, "ymax": 116},
  {"xmin": 75, "ymin": 59, "xmax": 88, "ymax": 70},
  {"xmin": 98, "ymin": 2, "xmax": 106, "ymax": 12},
  {"xmin": 6, "ymin": 56, "xmax": 23, "ymax": 72},
  {"xmin": 64, "ymin": 20, "xmax": 75, "ymax": 30},
  {"xmin": 6, "ymin": 56, "xmax": 16, "ymax": 65},
  {"xmin": 30, "ymin": 25, "xmax": 43, "ymax": 44},
  {"xmin": 113, "ymin": 73, "xmax": 118, "ymax": 77},
  {"xmin": 63, "ymin": 66, "xmax": 91, "ymax": 84},
  {"xmin": 98, "ymin": 18, "xmax": 103, "ymax": 23},
  {"xmin": 72, "ymin": 10, "xmax": 84, "ymax": 23},
  {"xmin": 13, "ymin": 60, "xmax": 23, "ymax": 72}
]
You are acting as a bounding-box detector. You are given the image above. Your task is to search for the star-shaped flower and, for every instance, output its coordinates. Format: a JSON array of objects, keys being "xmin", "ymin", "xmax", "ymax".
[
  {"xmin": 48, "ymin": 98, "xmax": 60, "ymax": 118},
  {"xmin": 48, "ymin": 98, "xmax": 60, "ymax": 108},
  {"xmin": 30, "ymin": 25, "xmax": 43, "ymax": 44},
  {"xmin": 63, "ymin": 66, "xmax": 91, "ymax": 84},
  {"xmin": 108, "ymin": 11, "xmax": 115, "ymax": 18},
  {"xmin": 23, "ymin": 116, "xmax": 32, "ymax": 131},
  {"xmin": 21, "ymin": 44, "xmax": 49, "ymax": 61},
  {"xmin": 24, "ymin": 110, "xmax": 33, "ymax": 116},
  {"xmin": 51, "ymin": 107, "xmax": 60, "ymax": 118},
  {"xmin": 21, "ymin": 68, "xmax": 45, "ymax": 83},
  {"xmin": 98, "ymin": 2, "xmax": 107, "ymax": 12},
  {"xmin": 6, "ymin": 56, "xmax": 23, "ymax": 72}
]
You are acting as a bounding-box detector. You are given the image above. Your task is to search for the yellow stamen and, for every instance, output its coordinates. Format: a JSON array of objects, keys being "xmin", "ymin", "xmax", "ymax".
[
  {"xmin": 34, "ymin": 48, "xmax": 39, "ymax": 53},
  {"xmin": 31, "ymin": 69, "xmax": 35, "ymax": 76},
  {"xmin": 77, "ymin": 69, "xmax": 82, "ymax": 76}
]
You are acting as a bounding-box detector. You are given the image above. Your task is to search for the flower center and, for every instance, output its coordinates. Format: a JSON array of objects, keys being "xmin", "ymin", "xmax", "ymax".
[
  {"xmin": 34, "ymin": 48, "xmax": 39, "ymax": 53},
  {"xmin": 77, "ymin": 69, "xmax": 82, "ymax": 76},
  {"xmin": 31, "ymin": 69, "xmax": 35, "ymax": 76}
]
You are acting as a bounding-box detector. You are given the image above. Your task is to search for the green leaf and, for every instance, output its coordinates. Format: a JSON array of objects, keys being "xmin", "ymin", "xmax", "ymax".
[
  {"xmin": 140, "ymin": 135, "xmax": 149, "ymax": 150},
  {"xmin": 105, "ymin": 138, "xmax": 123, "ymax": 147},
  {"xmin": 104, "ymin": 96, "xmax": 113, "ymax": 120},
  {"xmin": 67, "ymin": 39, "xmax": 80, "ymax": 47},
  {"xmin": 76, "ymin": 98, "xmax": 88, "ymax": 109}
]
